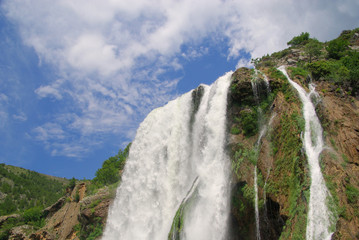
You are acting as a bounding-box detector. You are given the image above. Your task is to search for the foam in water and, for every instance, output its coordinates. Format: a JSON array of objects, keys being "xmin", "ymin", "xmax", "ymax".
[
  {"xmin": 102, "ymin": 72, "xmax": 232, "ymax": 240},
  {"xmin": 278, "ymin": 66, "xmax": 334, "ymax": 240}
]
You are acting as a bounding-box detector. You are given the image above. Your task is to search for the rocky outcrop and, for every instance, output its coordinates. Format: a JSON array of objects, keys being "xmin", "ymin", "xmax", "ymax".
[
  {"xmin": 0, "ymin": 214, "xmax": 21, "ymax": 227},
  {"xmin": 9, "ymin": 225, "xmax": 35, "ymax": 240},
  {"xmin": 4, "ymin": 182, "xmax": 115, "ymax": 240},
  {"xmin": 315, "ymin": 81, "xmax": 359, "ymax": 239},
  {"xmin": 43, "ymin": 197, "xmax": 66, "ymax": 219}
]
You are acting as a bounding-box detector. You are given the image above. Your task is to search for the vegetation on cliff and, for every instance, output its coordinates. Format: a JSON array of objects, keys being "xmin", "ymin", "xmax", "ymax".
[{"xmin": 229, "ymin": 27, "xmax": 359, "ymax": 239}]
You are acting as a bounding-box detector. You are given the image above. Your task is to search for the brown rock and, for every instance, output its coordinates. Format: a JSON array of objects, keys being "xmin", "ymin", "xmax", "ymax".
[{"xmin": 9, "ymin": 225, "xmax": 34, "ymax": 240}]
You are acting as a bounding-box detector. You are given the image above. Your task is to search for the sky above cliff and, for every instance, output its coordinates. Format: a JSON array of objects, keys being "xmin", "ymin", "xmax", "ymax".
[{"xmin": 0, "ymin": 0, "xmax": 358, "ymax": 179}]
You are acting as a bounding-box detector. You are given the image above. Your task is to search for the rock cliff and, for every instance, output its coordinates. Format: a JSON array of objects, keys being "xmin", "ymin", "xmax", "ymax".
[{"xmin": 228, "ymin": 28, "xmax": 359, "ymax": 239}]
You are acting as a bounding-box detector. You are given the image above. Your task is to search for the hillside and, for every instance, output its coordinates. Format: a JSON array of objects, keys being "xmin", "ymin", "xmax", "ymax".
[
  {"xmin": 0, "ymin": 145, "xmax": 130, "ymax": 239},
  {"xmin": 0, "ymin": 164, "xmax": 69, "ymax": 216}
]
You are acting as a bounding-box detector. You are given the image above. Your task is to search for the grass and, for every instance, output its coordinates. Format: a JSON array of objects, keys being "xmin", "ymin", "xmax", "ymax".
[{"xmin": 345, "ymin": 184, "xmax": 359, "ymax": 204}]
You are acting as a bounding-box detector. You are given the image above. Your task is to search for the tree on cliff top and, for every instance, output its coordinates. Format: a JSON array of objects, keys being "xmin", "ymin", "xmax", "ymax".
[
  {"xmin": 92, "ymin": 143, "xmax": 131, "ymax": 187},
  {"xmin": 287, "ymin": 32, "xmax": 310, "ymax": 46}
]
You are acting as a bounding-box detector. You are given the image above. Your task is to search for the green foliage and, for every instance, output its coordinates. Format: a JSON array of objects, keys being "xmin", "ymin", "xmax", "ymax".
[
  {"xmin": 67, "ymin": 177, "xmax": 76, "ymax": 190},
  {"xmin": 322, "ymin": 174, "xmax": 340, "ymax": 230},
  {"xmin": 231, "ymin": 144, "xmax": 260, "ymax": 180},
  {"xmin": 0, "ymin": 218, "xmax": 19, "ymax": 240},
  {"xmin": 304, "ymin": 38, "xmax": 323, "ymax": 62},
  {"xmin": 230, "ymin": 126, "xmax": 241, "ymax": 135},
  {"xmin": 74, "ymin": 192, "xmax": 80, "ymax": 202},
  {"xmin": 92, "ymin": 143, "xmax": 131, "ymax": 188},
  {"xmin": 271, "ymin": 49, "xmax": 290, "ymax": 59},
  {"xmin": 307, "ymin": 60, "xmax": 334, "ymax": 81},
  {"xmin": 268, "ymin": 111, "xmax": 309, "ymax": 239},
  {"xmin": 345, "ymin": 184, "xmax": 359, "ymax": 204},
  {"xmin": 22, "ymin": 206, "xmax": 45, "ymax": 228},
  {"xmin": 87, "ymin": 222, "xmax": 103, "ymax": 240},
  {"xmin": 341, "ymin": 51, "xmax": 359, "ymax": 85},
  {"xmin": 242, "ymin": 184, "xmax": 255, "ymax": 203},
  {"xmin": 238, "ymin": 110, "xmax": 258, "ymax": 137},
  {"xmin": 268, "ymin": 67, "xmax": 287, "ymax": 81},
  {"xmin": 288, "ymin": 66, "xmax": 309, "ymax": 79},
  {"xmin": 168, "ymin": 179, "xmax": 198, "ymax": 240},
  {"xmin": 307, "ymin": 50, "xmax": 359, "ymax": 94},
  {"xmin": 326, "ymin": 38, "xmax": 349, "ymax": 60},
  {"xmin": 76, "ymin": 217, "xmax": 103, "ymax": 240},
  {"xmin": 0, "ymin": 164, "xmax": 67, "ymax": 216},
  {"xmin": 287, "ymin": 32, "xmax": 310, "ymax": 46}
]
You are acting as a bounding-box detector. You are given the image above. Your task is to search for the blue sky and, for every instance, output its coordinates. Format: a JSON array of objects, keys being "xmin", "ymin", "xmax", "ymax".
[{"xmin": 0, "ymin": 0, "xmax": 358, "ymax": 179}]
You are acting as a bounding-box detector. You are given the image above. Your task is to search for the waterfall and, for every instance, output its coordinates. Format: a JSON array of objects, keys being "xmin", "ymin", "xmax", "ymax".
[
  {"xmin": 102, "ymin": 72, "xmax": 232, "ymax": 240},
  {"xmin": 278, "ymin": 66, "xmax": 334, "ymax": 240},
  {"xmin": 250, "ymin": 72, "xmax": 271, "ymax": 240}
]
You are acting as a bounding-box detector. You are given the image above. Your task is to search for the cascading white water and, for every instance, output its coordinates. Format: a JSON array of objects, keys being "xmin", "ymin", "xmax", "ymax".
[
  {"xmin": 102, "ymin": 72, "xmax": 232, "ymax": 240},
  {"xmin": 278, "ymin": 66, "xmax": 334, "ymax": 240},
  {"xmin": 251, "ymin": 71, "xmax": 273, "ymax": 240}
]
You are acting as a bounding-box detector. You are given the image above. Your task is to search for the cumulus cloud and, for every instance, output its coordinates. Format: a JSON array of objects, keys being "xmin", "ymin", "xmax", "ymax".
[{"xmin": 2, "ymin": 0, "xmax": 358, "ymax": 156}]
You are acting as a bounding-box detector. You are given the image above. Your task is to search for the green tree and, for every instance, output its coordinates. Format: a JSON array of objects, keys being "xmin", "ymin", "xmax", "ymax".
[
  {"xmin": 92, "ymin": 144, "xmax": 131, "ymax": 187},
  {"xmin": 326, "ymin": 38, "xmax": 349, "ymax": 59},
  {"xmin": 287, "ymin": 32, "xmax": 310, "ymax": 46},
  {"xmin": 304, "ymin": 38, "xmax": 322, "ymax": 62},
  {"xmin": 67, "ymin": 177, "xmax": 76, "ymax": 190}
]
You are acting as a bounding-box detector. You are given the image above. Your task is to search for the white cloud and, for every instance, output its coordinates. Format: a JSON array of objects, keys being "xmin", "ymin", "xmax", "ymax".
[
  {"xmin": 0, "ymin": 93, "xmax": 9, "ymax": 128},
  {"xmin": 33, "ymin": 123, "xmax": 66, "ymax": 142},
  {"xmin": 13, "ymin": 112, "xmax": 27, "ymax": 122},
  {"xmin": 35, "ymin": 79, "xmax": 64, "ymax": 100},
  {"xmin": 2, "ymin": 0, "xmax": 358, "ymax": 156}
]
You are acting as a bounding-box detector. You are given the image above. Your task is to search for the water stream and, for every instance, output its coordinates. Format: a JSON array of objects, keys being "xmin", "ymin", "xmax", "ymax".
[
  {"xmin": 251, "ymin": 71, "xmax": 272, "ymax": 240},
  {"xmin": 278, "ymin": 66, "xmax": 334, "ymax": 240}
]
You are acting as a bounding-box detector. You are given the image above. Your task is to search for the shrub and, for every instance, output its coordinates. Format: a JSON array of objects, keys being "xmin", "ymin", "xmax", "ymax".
[
  {"xmin": 268, "ymin": 67, "xmax": 287, "ymax": 81},
  {"xmin": 326, "ymin": 39, "xmax": 349, "ymax": 60},
  {"xmin": 93, "ymin": 144, "xmax": 130, "ymax": 186},
  {"xmin": 239, "ymin": 110, "xmax": 258, "ymax": 137},
  {"xmin": 307, "ymin": 60, "xmax": 336, "ymax": 81},
  {"xmin": 288, "ymin": 66, "xmax": 309, "ymax": 79},
  {"xmin": 287, "ymin": 32, "xmax": 310, "ymax": 46},
  {"xmin": 304, "ymin": 38, "xmax": 323, "ymax": 62},
  {"xmin": 271, "ymin": 49, "xmax": 290, "ymax": 59},
  {"xmin": 67, "ymin": 177, "xmax": 76, "ymax": 190},
  {"xmin": 230, "ymin": 126, "xmax": 241, "ymax": 135},
  {"xmin": 341, "ymin": 51, "xmax": 359, "ymax": 89},
  {"xmin": 22, "ymin": 206, "xmax": 45, "ymax": 228}
]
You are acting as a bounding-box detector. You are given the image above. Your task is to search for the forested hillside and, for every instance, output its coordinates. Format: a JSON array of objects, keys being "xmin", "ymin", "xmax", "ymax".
[
  {"xmin": 0, "ymin": 144, "xmax": 130, "ymax": 239},
  {"xmin": 0, "ymin": 164, "xmax": 68, "ymax": 216}
]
